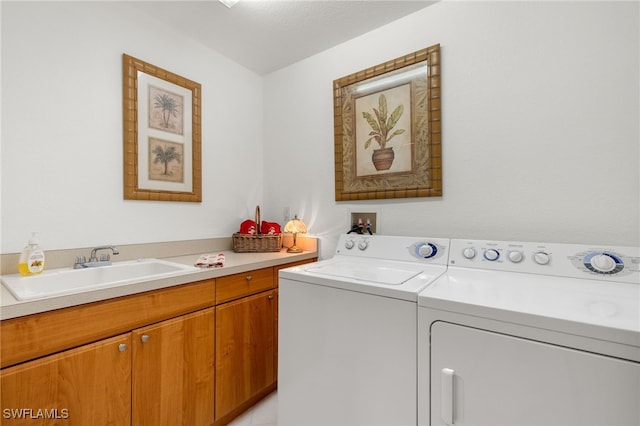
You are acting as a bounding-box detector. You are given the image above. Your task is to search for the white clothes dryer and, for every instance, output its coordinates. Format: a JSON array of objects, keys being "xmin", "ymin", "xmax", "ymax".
[
  {"xmin": 418, "ymin": 239, "xmax": 640, "ymax": 426},
  {"xmin": 278, "ymin": 234, "xmax": 450, "ymax": 426}
]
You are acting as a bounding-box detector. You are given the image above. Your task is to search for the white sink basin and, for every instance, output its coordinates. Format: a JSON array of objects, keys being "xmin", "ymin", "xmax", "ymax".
[{"xmin": 1, "ymin": 259, "xmax": 201, "ymax": 301}]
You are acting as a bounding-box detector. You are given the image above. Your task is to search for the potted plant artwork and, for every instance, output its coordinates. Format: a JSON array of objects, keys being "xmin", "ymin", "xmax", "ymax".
[{"xmin": 362, "ymin": 93, "xmax": 406, "ymax": 171}]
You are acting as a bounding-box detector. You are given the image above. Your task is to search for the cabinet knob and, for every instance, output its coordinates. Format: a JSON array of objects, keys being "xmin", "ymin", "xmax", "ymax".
[
  {"xmin": 118, "ymin": 343, "xmax": 128, "ymax": 352},
  {"xmin": 141, "ymin": 334, "xmax": 150, "ymax": 343},
  {"xmin": 268, "ymin": 295, "xmax": 274, "ymax": 300},
  {"xmin": 246, "ymin": 275, "xmax": 253, "ymax": 282}
]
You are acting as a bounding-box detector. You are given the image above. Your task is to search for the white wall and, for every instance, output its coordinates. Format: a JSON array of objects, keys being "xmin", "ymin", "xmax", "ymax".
[
  {"xmin": 2, "ymin": 1, "xmax": 638, "ymax": 259},
  {"xmin": 1, "ymin": 2, "xmax": 264, "ymax": 253},
  {"xmin": 263, "ymin": 1, "xmax": 640, "ymax": 259}
]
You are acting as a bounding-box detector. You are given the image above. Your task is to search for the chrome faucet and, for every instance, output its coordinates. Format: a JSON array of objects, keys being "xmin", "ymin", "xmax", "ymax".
[{"xmin": 74, "ymin": 245, "xmax": 120, "ymax": 269}]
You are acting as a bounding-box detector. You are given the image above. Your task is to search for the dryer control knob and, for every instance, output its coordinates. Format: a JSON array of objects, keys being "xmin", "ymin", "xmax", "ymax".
[
  {"xmin": 462, "ymin": 247, "xmax": 476, "ymax": 259},
  {"xmin": 344, "ymin": 240, "xmax": 354, "ymax": 250},
  {"xmin": 582, "ymin": 251, "xmax": 623, "ymax": 274},
  {"xmin": 417, "ymin": 243, "xmax": 437, "ymax": 259},
  {"xmin": 508, "ymin": 250, "xmax": 524, "ymax": 263},
  {"xmin": 358, "ymin": 241, "xmax": 368, "ymax": 251},
  {"xmin": 483, "ymin": 249, "xmax": 500, "ymax": 261},
  {"xmin": 590, "ymin": 254, "xmax": 616, "ymax": 273},
  {"xmin": 533, "ymin": 251, "xmax": 551, "ymax": 265}
]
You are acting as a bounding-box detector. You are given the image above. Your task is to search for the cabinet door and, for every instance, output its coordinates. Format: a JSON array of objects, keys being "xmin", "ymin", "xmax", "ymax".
[
  {"xmin": 431, "ymin": 322, "xmax": 640, "ymax": 426},
  {"xmin": 215, "ymin": 290, "xmax": 275, "ymax": 420},
  {"xmin": 274, "ymin": 288, "xmax": 279, "ymax": 381},
  {"xmin": 132, "ymin": 308, "xmax": 215, "ymax": 426},
  {"xmin": 0, "ymin": 333, "xmax": 131, "ymax": 426}
]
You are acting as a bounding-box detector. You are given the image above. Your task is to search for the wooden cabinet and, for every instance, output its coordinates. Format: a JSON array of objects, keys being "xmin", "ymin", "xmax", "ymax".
[
  {"xmin": 215, "ymin": 289, "xmax": 276, "ymax": 422},
  {"xmin": 1, "ymin": 334, "xmax": 132, "ymax": 425},
  {"xmin": 1, "ymin": 280, "xmax": 215, "ymax": 426},
  {"xmin": 132, "ymin": 308, "xmax": 215, "ymax": 426},
  {"xmin": 0, "ymin": 257, "xmax": 317, "ymax": 426},
  {"xmin": 0, "ymin": 309, "xmax": 215, "ymax": 426}
]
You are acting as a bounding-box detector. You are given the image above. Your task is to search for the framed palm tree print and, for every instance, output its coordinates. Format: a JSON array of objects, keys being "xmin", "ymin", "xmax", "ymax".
[
  {"xmin": 333, "ymin": 44, "xmax": 441, "ymax": 201},
  {"xmin": 122, "ymin": 54, "xmax": 202, "ymax": 202}
]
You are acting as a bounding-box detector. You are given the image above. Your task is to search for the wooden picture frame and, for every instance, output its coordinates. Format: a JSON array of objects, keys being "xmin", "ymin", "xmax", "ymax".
[
  {"xmin": 333, "ymin": 44, "xmax": 441, "ymax": 201},
  {"xmin": 123, "ymin": 54, "xmax": 202, "ymax": 202}
]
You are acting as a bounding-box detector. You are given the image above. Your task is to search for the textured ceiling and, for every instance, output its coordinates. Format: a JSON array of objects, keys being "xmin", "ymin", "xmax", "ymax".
[{"xmin": 130, "ymin": 1, "xmax": 437, "ymax": 75}]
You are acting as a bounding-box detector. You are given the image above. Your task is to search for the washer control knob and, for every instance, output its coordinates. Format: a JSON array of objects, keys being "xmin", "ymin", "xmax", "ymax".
[
  {"xmin": 533, "ymin": 251, "xmax": 551, "ymax": 265},
  {"xmin": 462, "ymin": 247, "xmax": 476, "ymax": 259},
  {"xmin": 416, "ymin": 243, "xmax": 438, "ymax": 259},
  {"xmin": 591, "ymin": 254, "xmax": 616, "ymax": 272},
  {"xmin": 508, "ymin": 250, "xmax": 524, "ymax": 263},
  {"xmin": 344, "ymin": 240, "xmax": 354, "ymax": 250},
  {"xmin": 358, "ymin": 241, "xmax": 368, "ymax": 251},
  {"xmin": 483, "ymin": 249, "xmax": 500, "ymax": 261}
]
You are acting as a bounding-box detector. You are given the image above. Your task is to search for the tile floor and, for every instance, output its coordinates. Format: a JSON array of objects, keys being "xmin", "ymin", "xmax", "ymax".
[{"xmin": 227, "ymin": 391, "xmax": 277, "ymax": 426}]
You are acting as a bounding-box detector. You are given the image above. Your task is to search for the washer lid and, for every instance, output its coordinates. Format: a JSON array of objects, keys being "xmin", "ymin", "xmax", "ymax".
[
  {"xmin": 280, "ymin": 258, "xmax": 447, "ymax": 301},
  {"xmin": 306, "ymin": 260, "xmax": 422, "ymax": 285},
  {"xmin": 419, "ymin": 267, "xmax": 640, "ymax": 348}
]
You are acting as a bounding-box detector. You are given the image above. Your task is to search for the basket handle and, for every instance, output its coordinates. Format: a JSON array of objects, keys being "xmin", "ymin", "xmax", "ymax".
[{"xmin": 255, "ymin": 205, "xmax": 261, "ymax": 235}]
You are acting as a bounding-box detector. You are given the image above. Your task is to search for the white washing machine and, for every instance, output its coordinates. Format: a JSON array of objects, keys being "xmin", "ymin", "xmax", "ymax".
[
  {"xmin": 418, "ymin": 239, "xmax": 640, "ymax": 426},
  {"xmin": 278, "ymin": 234, "xmax": 450, "ymax": 426}
]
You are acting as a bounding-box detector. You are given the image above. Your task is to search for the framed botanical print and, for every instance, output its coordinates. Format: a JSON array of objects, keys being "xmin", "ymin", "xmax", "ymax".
[
  {"xmin": 333, "ymin": 44, "xmax": 441, "ymax": 201},
  {"xmin": 122, "ymin": 54, "xmax": 202, "ymax": 202}
]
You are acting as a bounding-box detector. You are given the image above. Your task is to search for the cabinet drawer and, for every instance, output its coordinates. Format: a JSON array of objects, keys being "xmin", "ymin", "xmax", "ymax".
[{"xmin": 216, "ymin": 267, "xmax": 273, "ymax": 304}]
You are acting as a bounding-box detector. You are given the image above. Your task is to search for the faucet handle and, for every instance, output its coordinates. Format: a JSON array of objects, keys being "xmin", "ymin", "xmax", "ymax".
[
  {"xmin": 99, "ymin": 253, "xmax": 110, "ymax": 262},
  {"xmin": 74, "ymin": 256, "xmax": 86, "ymax": 269}
]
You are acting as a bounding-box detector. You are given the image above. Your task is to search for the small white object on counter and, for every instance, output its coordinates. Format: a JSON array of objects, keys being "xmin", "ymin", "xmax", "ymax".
[{"xmin": 195, "ymin": 253, "xmax": 225, "ymax": 268}]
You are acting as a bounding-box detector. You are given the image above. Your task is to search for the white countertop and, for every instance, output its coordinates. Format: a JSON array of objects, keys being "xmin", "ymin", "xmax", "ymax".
[{"xmin": 1, "ymin": 249, "xmax": 317, "ymax": 320}]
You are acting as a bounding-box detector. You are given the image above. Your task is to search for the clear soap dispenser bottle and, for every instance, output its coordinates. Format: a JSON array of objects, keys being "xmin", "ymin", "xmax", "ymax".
[{"xmin": 18, "ymin": 232, "xmax": 45, "ymax": 276}]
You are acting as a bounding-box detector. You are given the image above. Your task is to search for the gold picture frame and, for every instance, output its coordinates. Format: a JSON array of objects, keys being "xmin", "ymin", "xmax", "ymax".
[
  {"xmin": 123, "ymin": 54, "xmax": 202, "ymax": 202},
  {"xmin": 333, "ymin": 44, "xmax": 441, "ymax": 201}
]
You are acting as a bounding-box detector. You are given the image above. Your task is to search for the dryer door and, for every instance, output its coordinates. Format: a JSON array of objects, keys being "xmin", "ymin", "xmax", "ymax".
[{"xmin": 430, "ymin": 321, "xmax": 640, "ymax": 426}]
